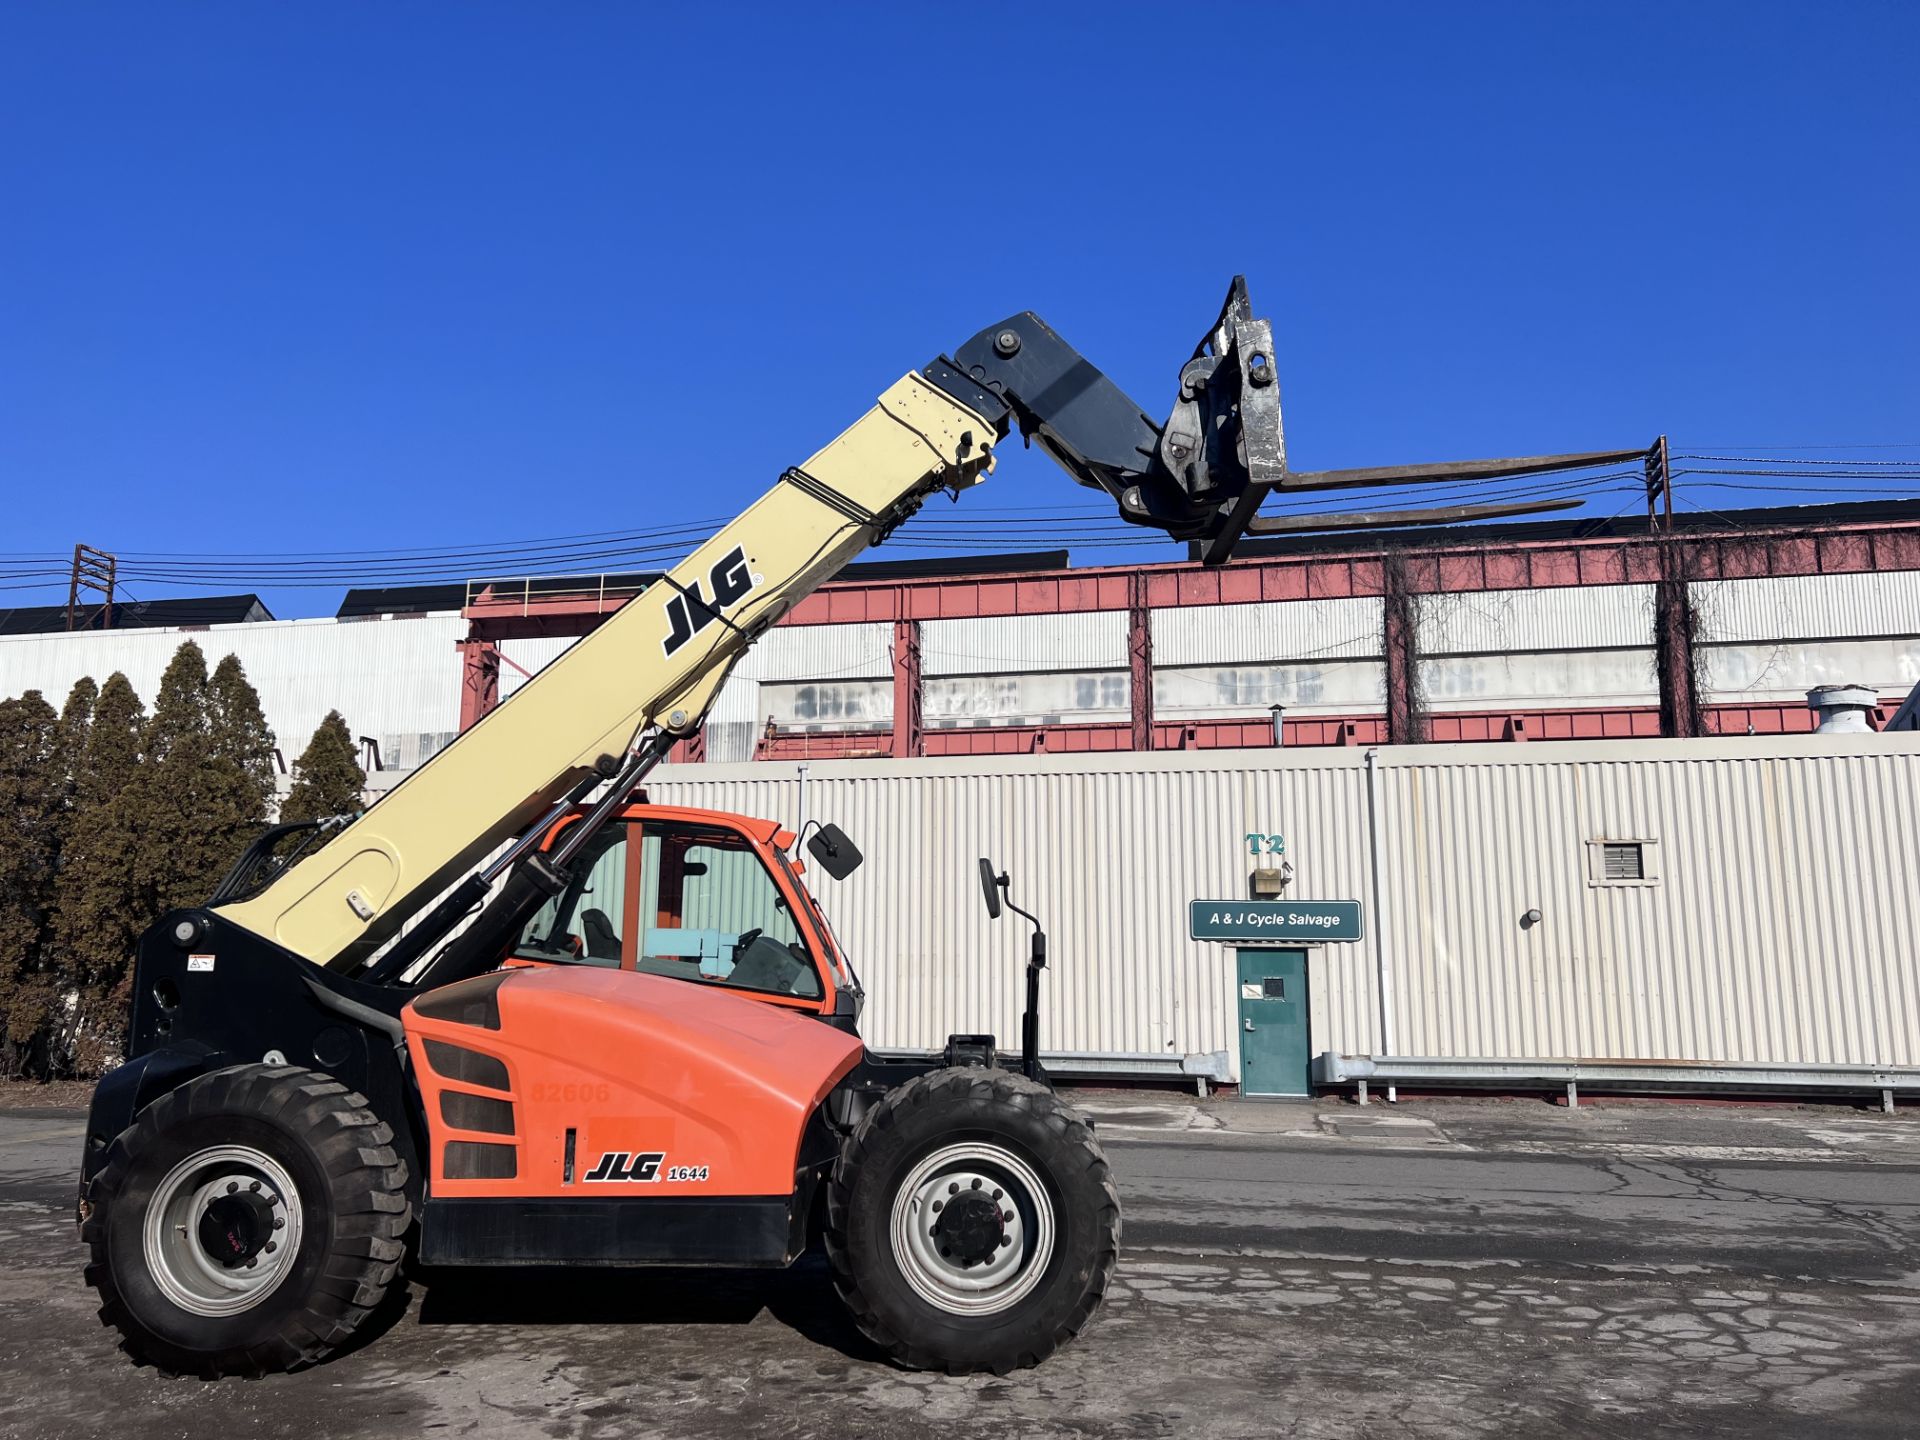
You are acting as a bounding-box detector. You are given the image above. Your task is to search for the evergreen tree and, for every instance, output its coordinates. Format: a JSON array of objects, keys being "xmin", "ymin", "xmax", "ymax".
[
  {"xmin": 120, "ymin": 641, "xmax": 232, "ymax": 918},
  {"xmin": 281, "ymin": 711, "xmax": 367, "ymax": 823},
  {"xmin": 207, "ymin": 652, "xmax": 277, "ymax": 838},
  {"xmin": 0, "ymin": 692, "xmax": 60, "ymax": 1075},
  {"xmin": 54, "ymin": 677, "xmax": 98, "ymax": 781},
  {"xmin": 52, "ymin": 673, "xmax": 148, "ymax": 1074}
]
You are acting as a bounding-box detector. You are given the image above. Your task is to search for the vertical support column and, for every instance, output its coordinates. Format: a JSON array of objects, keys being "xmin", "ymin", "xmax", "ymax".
[
  {"xmin": 890, "ymin": 618, "xmax": 922, "ymax": 759},
  {"xmin": 1129, "ymin": 573, "xmax": 1154, "ymax": 751},
  {"xmin": 1646, "ymin": 434, "xmax": 1704, "ymax": 738},
  {"xmin": 1381, "ymin": 551, "xmax": 1424, "ymax": 745},
  {"xmin": 1654, "ymin": 563, "xmax": 1704, "ymax": 737},
  {"xmin": 457, "ymin": 635, "xmax": 501, "ymax": 733}
]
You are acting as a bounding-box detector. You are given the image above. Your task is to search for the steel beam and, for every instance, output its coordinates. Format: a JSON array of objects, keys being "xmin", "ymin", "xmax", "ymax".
[
  {"xmin": 1128, "ymin": 572, "xmax": 1154, "ymax": 751},
  {"xmin": 890, "ymin": 619, "xmax": 922, "ymax": 759},
  {"xmin": 456, "ymin": 637, "xmax": 501, "ymax": 733}
]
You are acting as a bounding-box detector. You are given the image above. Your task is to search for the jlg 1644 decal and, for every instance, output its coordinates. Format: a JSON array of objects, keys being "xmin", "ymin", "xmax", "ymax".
[{"xmin": 583, "ymin": 1151, "xmax": 710, "ymax": 1184}]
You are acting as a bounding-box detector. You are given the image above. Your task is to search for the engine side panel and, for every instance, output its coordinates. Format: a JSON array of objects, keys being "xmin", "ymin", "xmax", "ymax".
[{"xmin": 403, "ymin": 967, "xmax": 863, "ymax": 1200}]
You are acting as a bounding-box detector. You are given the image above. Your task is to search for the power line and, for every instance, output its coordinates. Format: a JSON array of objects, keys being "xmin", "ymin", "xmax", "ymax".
[{"xmin": 1675, "ymin": 453, "xmax": 1920, "ymax": 468}]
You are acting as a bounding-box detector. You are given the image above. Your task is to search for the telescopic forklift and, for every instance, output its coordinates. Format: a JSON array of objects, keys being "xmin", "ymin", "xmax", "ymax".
[{"xmin": 76, "ymin": 277, "xmax": 1628, "ymax": 1377}]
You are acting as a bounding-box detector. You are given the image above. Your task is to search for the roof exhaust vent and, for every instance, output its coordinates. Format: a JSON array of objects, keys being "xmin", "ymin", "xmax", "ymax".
[{"xmin": 1806, "ymin": 684, "xmax": 1878, "ymax": 734}]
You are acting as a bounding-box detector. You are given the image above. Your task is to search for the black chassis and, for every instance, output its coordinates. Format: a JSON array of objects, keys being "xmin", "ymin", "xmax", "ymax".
[{"xmin": 82, "ymin": 909, "xmax": 1013, "ymax": 1267}]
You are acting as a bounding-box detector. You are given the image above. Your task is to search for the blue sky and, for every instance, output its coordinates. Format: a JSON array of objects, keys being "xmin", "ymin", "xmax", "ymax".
[{"xmin": 2, "ymin": 3, "xmax": 1916, "ymax": 618}]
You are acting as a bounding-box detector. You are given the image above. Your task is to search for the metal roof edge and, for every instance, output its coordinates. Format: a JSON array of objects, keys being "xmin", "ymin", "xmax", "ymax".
[{"xmin": 653, "ymin": 730, "xmax": 1920, "ymax": 784}]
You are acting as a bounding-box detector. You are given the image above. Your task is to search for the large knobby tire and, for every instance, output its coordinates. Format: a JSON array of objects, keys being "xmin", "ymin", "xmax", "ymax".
[
  {"xmin": 80, "ymin": 1064, "xmax": 411, "ymax": 1377},
  {"xmin": 825, "ymin": 1067, "xmax": 1120, "ymax": 1375}
]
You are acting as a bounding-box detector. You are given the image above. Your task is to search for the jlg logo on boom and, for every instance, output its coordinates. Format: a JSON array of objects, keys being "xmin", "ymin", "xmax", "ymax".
[{"xmin": 661, "ymin": 546, "xmax": 757, "ymax": 657}]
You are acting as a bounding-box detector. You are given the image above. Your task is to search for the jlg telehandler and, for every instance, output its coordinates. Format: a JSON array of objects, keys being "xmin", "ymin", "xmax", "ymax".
[{"xmin": 77, "ymin": 280, "xmax": 1292, "ymax": 1375}]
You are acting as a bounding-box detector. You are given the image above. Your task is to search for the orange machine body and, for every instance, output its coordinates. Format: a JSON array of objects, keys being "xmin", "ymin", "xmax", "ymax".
[{"xmin": 404, "ymin": 964, "xmax": 864, "ymax": 1200}]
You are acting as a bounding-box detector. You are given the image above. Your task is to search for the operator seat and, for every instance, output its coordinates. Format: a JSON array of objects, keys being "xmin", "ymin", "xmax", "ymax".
[{"xmin": 579, "ymin": 908, "xmax": 622, "ymax": 965}]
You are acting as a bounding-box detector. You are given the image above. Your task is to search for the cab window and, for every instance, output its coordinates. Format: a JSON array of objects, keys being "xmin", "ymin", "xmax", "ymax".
[
  {"xmin": 512, "ymin": 818, "xmax": 822, "ymax": 1000},
  {"xmin": 515, "ymin": 823, "xmax": 629, "ymax": 965}
]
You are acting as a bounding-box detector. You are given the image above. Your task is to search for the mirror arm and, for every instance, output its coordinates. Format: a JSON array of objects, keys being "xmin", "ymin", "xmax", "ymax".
[{"xmin": 1000, "ymin": 893, "xmax": 1042, "ymax": 933}]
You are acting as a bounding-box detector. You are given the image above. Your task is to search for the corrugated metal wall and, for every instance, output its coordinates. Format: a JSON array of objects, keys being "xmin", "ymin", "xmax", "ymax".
[
  {"xmin": 1697, "ymin": 571, "xmax": 1920, "ymax": 643},
  {"xmin": 1152, "ymin": 596, "xmax": 1381, "ymax": 665},
  {"xmin": 10, "ymin": 570, "xmax": 1918, "ymax": 768},
  {"xmin": 0, "ymin": 616, "xmax": 465, "ymax": 763},
  {"xmin": 923, "ymin": 613, "xmax": 1127, "ymax": 675},
  {"xmin": 647, "ymin": 734, "xmax": 1920, "ymax": 1075},
  {"xmin": 1419, "ymin": 584, "xmax": 1655, "ymax": 654},
  {"xmin": 1375, "ymin": 741, "xmax": 1920, "ymax": 1066}
]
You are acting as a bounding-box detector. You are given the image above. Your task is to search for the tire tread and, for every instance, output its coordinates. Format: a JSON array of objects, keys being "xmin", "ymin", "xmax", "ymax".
[
  {"xmin": 81, "ymin": 1063, "xmax": 412, "ymax": 1377},
  {"xmin": 824, "ymin": 1067, "xmax": 1120, "ymax": 1376}
]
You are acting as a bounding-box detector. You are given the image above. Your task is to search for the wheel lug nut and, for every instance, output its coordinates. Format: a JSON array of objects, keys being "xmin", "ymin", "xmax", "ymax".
[
  {"xmin": 264, "ymin": 1241, "xmax": 277, "ymax": 1254},
  {"xmin": 249, "ymin": 1181, "xmax": 261, "ymax": 1192},
  {"xmin": 226, "ymin": 1182, "xmax": 238, "ymax": 1194},
  {"xmin": 273, "ymin": 1216, "xmax": 285, "ymax": 1229},
  {"xmin": 971, "ymin": 1178, "xmax": 982, "ymax": 1190},
  {"xmin": 1002, "ymin": 1210, "xmax": 1014, "ymax": 1223},
  {"xmin": 992, "ymin": 1189, "xmax": 1003, "ymax": 1200},
  {"xmin": 948, "ymin": 1183, "xmax": 958, "ymax": 1195},
  {"xmin": 1000, "ymin": 1236, "xmax": 1013, "ymax": 1249},
  {"xmin": 931, "ymin": 1201, "xmax": 943, "ymax": 1213},
  {"xmin": 245, "ymin": 1257, "xmax": 258, "ymax": 1269}
]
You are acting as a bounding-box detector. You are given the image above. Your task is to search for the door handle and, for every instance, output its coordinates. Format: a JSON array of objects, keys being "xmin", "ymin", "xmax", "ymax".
[{"xmin": 1243, "ymin": 1018, "xmax": 1256, "ymax": 1032}]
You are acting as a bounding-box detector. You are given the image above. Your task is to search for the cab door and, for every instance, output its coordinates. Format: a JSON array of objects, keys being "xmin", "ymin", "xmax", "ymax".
[{"xmin": 512, "ymin": 812, "xmax": 834, "ymax": 1012}]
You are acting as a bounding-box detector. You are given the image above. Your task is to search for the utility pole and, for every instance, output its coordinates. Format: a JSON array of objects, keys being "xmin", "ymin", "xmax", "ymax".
[
  {"xmin": 65, "ymin": 544, "xmax": 117, "ymax": 631},
  {"xmin": 1643, "ymin": 435, "xmax": 1673, "ymax": 535}
]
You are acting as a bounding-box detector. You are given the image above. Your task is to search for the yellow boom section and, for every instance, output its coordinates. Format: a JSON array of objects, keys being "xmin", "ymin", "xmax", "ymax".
[{"xmin": 218, "ymin": 374, "xmax": 996, "ymax": 969}]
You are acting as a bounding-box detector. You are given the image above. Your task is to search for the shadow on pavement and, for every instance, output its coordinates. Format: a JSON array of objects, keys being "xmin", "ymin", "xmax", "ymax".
[{"xmin": 409, "ymin": 1250, "xmax": 886, "ymax": 1363}]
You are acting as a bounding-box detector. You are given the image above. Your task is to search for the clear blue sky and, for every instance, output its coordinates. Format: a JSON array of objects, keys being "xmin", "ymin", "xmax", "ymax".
[{"xmin": 2, "ymin": 3, "xmax": 1916, "ymax": 618}]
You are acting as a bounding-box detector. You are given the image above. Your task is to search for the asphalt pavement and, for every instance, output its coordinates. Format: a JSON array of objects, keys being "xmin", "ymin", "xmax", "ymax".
[{"xmin": 2, "ymin": 1094, "xmax": 1917, "ymax": 1439}]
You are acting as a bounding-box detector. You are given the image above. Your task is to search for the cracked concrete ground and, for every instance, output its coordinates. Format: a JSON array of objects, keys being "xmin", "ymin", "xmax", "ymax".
[{"xmin": 2, "ymin": 1095, "xmax": 1917, "ymax": 1438}]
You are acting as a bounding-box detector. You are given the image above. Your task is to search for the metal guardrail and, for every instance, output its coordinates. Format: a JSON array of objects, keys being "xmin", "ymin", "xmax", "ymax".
[
  {"xmin": 1045, "ymin": 1049, "xmax": 1232, "ymax": 1098},
  {"xmin": 872, "ymin": 1048, "xmax": 1233, "ymax": 1096},
  {"xmin": 1317, "ymin": 1052, "xmax": 1918, "ymax": 1113}
]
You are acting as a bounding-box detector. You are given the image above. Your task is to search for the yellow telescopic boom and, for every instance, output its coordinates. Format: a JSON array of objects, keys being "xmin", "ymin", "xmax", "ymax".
[
  {"xmin": 217, "ymin": 278, "xmax": 1292, "ymax": 978},
  {"xmin": 220, "ymin": 374, "xmax": 996, "ymax": 970}
]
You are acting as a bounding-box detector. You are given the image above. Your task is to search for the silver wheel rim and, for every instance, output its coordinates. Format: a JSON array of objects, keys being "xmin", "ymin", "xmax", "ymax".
[
  {"xmin": 141, "ymin": 1145, "xmax": 304, "ymax": 1318},
  {"xmin": 888, "ymin": 1141, "xmax": 1056, "ymax": 1316}
]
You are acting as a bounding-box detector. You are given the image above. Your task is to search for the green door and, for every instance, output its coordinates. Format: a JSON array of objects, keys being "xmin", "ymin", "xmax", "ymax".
[{"xmin": 1237, "ymin": 948, "xmax": 1310, "ymax": 1097}]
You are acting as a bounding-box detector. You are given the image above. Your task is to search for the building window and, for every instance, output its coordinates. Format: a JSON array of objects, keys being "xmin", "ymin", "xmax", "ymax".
[
  {"xmin": 760, "ymin": 679, "xmax": 892, "ymax": 732},
  {"xmin": 924, "ymin": 671, "xmax": 1129, "ymax": 727},
  {"xmin": 1586, "ymin": 838, "xmax": 1660, "ymax": 887}
]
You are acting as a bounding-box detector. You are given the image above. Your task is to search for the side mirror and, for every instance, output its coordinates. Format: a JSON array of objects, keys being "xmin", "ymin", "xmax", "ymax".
[
  {"xmin": 806, "ymin": 823, "xmax": 863, "ymax": 881},
  {"xmin": 978, "ymin": 857, "xmax": 1003, "ymax": 920}
]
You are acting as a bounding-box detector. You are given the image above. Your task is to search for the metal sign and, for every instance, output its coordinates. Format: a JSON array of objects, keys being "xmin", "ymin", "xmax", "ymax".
[{"xmin": 1189, "ymin": 900, "xmax": 1364, "ymax": 944}]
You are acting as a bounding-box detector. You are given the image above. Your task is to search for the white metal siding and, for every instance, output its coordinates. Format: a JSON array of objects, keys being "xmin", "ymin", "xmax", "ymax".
[
  {"xmin": 1700, "ymin": 638, "xmax": 1920, "ymax": 703},
  {"xmin": 1154, "ymin": 660, "xmax": 1383, "ymax": 718},
  {"xmin": 1696, "ymin": 572, "xmax": 1920, "ymax": 644},
  {"xmin": 500, "ymin": 621, "xmax": 893, "ymax": 701},
  {"xmin": 922, "ymin": 612, "xmax": 1127, "ymax": 676},
  {"xmin": 1422, "ymin": 649, "xmax": 1658, "ymax": 711},
  {"xmin": 1418, "ymin": 585, "xmax": 1655, "ymax": 655},
  {"xmin": 0, "ymin": 616, "xmax": 464, "ymax": 761},
  {"xmin": 1151, "ymin": 598, "xmax": 1382, "ymax": 665},
  {"xmin": 1371, "ymin": 742, "xmax": 1920, "ymax": 1067},
  {"xmin": 649, "ymin": 735, "xmax": 1920, "ymax": 1076}
]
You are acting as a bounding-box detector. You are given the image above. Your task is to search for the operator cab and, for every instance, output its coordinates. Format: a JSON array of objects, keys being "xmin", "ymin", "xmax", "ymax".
[{"xmin": 509, "ymin": 800, "xmax": 858, "ymax": 1015}]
